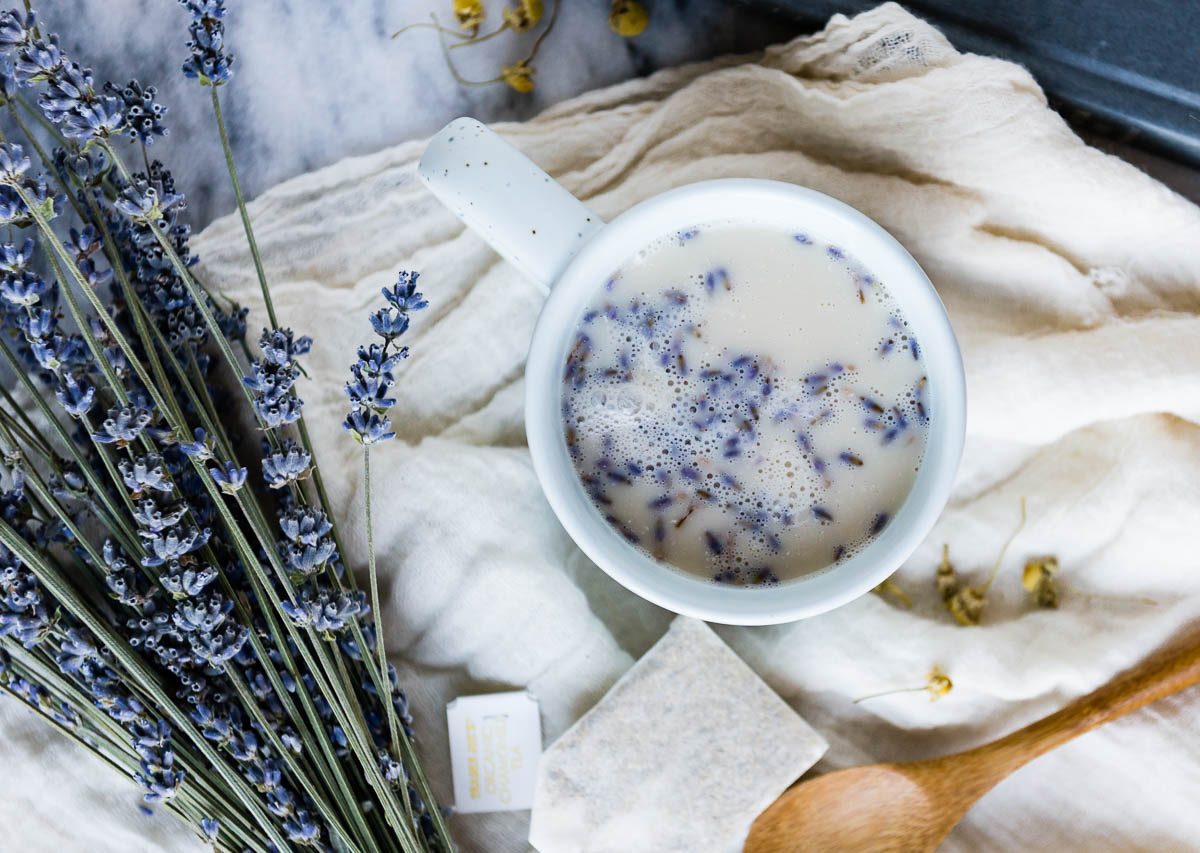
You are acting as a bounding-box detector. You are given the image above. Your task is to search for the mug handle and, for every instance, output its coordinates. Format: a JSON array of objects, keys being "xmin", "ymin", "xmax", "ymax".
[{"xmin": 418, "ymin": 118, "xmax": 606, "ymax": 293}]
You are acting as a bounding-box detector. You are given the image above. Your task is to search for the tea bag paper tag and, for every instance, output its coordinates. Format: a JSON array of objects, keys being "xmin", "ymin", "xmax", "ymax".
[{"xmin": 446, "ymin": 691, "xmax": 542, "ymax": 813}]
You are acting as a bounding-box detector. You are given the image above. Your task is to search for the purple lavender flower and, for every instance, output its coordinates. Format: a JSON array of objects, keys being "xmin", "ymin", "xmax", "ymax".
[
  {"xmin": 200, "ymin": 819, "xmax": 219, "ymax": 843},
  {"xmin": 208, "ymin": 460, "xmax": 247, "ymax": 495},
  {"xmin": 137, "ymin": 739, "xmax": 185, "ymax": 803},
  {"xmin": 13, "ymin": 33, "xmax": 62, "ymax": 82},
  {"xmin": 179, "ymin": 427, "xmax": 213, "ymax": 460},
  {"xmin": 0, "ymin": 143, "xmax": 30, "ymax": 182},
  {"xmin": 369, "ymin": 305, "xmax": 411, "ymax": 340},
  {"xmin": 101, "ymin": 545, "xmax": 151, "ymax": 607},
  {"xmin": 261, "ymin": 439, "xmax": 311, "ymax": 489},
  {"xmin": 178, "ymin": 0, "xmax": 235, "ymax": 86},
  {"xmin": 244, "ymin": 328, "xmax": 310, "ymax": 429},
  {"xmin": 280, "ymin": 588, "xmax": 367, "ymax": 634},
  {"xmin": 91, "ymin": 402, "xmax": 153, "ymax": 446},
  {"xmin": 172, "ymin": 594, "xmax": 232, "ymax": 634},
  {"xmin": 114, "ymin": 180, "xmax": 184, "ymax": 223},
  {"xmin": 344, "ymin": 271, "xmax": 425, "ymax": 445},
  {"xmin": 104, "ymin": 79, "xmax": 168, "ymax": 145},
  {"xmin": 343, "ymin": 408, "xmax": 394, "ymax": 445},
  {"xmin": 190, "ymin": 623, "xmax": 249, "ymax": 668},
  {"xmin": 345, "ymin": 363, "xmax": 397, "ymax": 413},
  {"xmin": 54, "ymin": 372, "xmax": 95, "ymax": 417},
  {"xmin": 54, "ymin": 628, "xmax": 96, "ymax": 674},
  {"xmin": 0, "ymin": 270, "xmax": 48, "ymax": 306},
  {"xmin": 160, "ymin": 563, "xmax": 218, "ymax": 599},
  {"xmin": 53, "ymin": 145, "xmax": 109, "ymax": 185},
  {"xmin": 283, "ymin": 810, "xmax": 320, "ymax": 845},
  {"xmin": 267, "ymin": 786, "xmax": 296, "ymax": 817},
  {"xmin": 0, "ymin": 9, "xmax": 35, "ymax": 47},
  {"xmin": 281, "ymin": 537, "xmax": 337, "ymax": 578},
  {"xmin": 61, "ymin": 93, "xmax": 124, "ymax": 140},
  {"xmin": 258, "ymin": 327, "xmax": 312, "ymax": 366},
  {"xmin": 0, "ymin": 237, "xmax": 33, "ymax": 272},
  {"xmin": 381, "ymin": 271, "xmax": 428, "ymax": 313},
  {"xmin": 119, "ymin": 454, "xmax": 173, "ymax": 496},
  {"xmin": 279, "ymin": 506, "xmax": 333, "ymax": 547},
  {"xmin": 141, "ymin": 525, "xmax": 211, "ymax": 567}
]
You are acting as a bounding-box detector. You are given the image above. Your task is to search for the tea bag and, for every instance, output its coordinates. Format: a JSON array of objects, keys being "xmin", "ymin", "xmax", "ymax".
[{"xmin": 529, "ymin": 617, "xmax": 827, "ymax": 853}]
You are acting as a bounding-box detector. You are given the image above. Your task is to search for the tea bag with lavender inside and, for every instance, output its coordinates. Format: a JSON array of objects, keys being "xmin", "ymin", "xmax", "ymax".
[{"xmin": 529, "ymin": 617, "xmax": 827, "ymax": 852}]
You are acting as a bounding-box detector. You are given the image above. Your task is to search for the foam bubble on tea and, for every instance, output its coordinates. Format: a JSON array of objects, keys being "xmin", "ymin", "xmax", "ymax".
[{"xmin": 561, "ymin": 222, "xmax": 930, "ymax": 585}]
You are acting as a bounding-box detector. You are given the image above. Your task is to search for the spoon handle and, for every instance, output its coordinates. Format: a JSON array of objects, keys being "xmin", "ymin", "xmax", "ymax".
[{"xmin": 965, "ymin": 636, "xmax": 1200, "ymax": 779}]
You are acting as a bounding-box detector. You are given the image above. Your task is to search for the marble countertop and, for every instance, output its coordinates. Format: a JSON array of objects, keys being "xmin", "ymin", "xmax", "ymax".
[{"xmin": 44, "ymin": 0, "xmax": 799, "ymax": 227}]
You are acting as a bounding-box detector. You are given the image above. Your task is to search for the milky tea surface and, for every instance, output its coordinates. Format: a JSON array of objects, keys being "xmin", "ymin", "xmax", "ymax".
[{"xmin": 560, "ymin": 222, "xmax": 931, "ymax": 585}]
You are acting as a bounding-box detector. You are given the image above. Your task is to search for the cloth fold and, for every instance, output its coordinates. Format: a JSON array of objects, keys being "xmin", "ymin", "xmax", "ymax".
[{"xmin": 4, "ymin": 4, "xmax": 1200, "ymax": 851}]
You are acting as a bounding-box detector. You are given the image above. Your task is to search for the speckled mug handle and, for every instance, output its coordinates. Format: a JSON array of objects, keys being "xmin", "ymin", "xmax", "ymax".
[{"xmin": 418, "ymin": 117, "xmax": 604, "ymax": 292}]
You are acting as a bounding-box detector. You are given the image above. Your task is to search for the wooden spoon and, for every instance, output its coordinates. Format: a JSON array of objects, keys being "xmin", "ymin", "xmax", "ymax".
[{"xmin": 744, "ymin": 638, "xmax": 1200, "ymax": 853}]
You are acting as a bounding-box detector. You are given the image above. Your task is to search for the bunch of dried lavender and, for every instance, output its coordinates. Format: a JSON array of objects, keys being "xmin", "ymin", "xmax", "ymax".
[{"xmin": 0, "ymin": 3, "xmax": 453, "ymax": 851}]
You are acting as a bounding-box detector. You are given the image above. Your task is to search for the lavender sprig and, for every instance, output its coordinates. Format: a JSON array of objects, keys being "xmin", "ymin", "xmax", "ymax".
[{"xmin": 341, "ymin": 270, "xmax": 428, "ymax": 828}]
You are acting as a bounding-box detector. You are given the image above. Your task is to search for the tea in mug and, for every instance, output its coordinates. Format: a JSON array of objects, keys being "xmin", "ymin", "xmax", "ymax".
[{"xmin": 560, "ymin": 222, "xmax": 930, "ymax": 585}]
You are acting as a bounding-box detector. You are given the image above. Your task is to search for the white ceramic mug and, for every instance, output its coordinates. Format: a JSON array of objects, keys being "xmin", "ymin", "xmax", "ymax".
[{"xmin": 419, "ymin": 117, "xmax": 965, "ymax": 625}]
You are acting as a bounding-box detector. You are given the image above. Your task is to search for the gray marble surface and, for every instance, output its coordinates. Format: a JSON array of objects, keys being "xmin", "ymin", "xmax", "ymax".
[
  {"xmin": 42, "ymin": 0, "xmax": 798, "ymax": 227},
  {"xmin": 36, "ymin": 1, "xmax": 1198, "ymax": 226}
]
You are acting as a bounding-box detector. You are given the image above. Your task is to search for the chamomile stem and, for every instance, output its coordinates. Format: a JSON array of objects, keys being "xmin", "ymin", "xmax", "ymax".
[
  {"xmin": 449, "ymin": 21, "xmax": 509, "ymax": 47},
  {"xmin": 1059, "ymin": 584, "xmax": 1158, "ymax": 606},
  {"xmin": 524, "ymin": 0, "xmax": 559, "ymax": 62},
  {"xmin": 981, "ymin": 497, "xmax": 1026, "ymax": 592},
  {"xmin": 433, "ymin": 15, "xmax": 503, "ymax": 86},
  {"xmin": 853, "ymin": 685, "xmax": 927, "ymax": 704},
  {"xmin": 391, "ymin": 20, "xmax": 474, "ymax": 40}
]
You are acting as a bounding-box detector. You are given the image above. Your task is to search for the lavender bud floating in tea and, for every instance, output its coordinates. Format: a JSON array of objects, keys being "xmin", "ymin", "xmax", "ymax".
[{"xmin": 560, "ymin": 223, "xmax": 931, "ymax": 585}]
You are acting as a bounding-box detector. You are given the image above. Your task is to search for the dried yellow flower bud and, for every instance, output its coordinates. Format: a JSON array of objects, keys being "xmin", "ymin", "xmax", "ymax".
[
  {"xmin": 925, "ymin": 667, "xmax": 953, "ymax": 700},
  {"xmin": 1023, "ymin": 556, "xmax": 1059, "ymax": 608},
  {"xmin": 935, "ymin": 544, "xmax": 958, "ymax": 602},
  {"xmin": 503, "ymin": 0, "xmax": 544, "ymax": 32},
  {"xmin": 453, "ymin": 0, "xmax": 485, "ymax": 35},
  {"xmin": 947, "ymin": 586, "xmax": 985, "ymax": 626},
  {"xmin": 854, "ymin": 665, "xmax": 953, "ymax": 704},
  {"xmin": 502, "ymin": 60, "xmax": 536, "ymax": 93},
  {"xmin": 609, "ymin": 0, "xmax": 649, "ymax": 37}
]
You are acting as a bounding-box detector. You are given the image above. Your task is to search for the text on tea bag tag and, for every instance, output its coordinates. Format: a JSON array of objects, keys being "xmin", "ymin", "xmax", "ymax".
[{"xmin": 446, "ymin": 691, "xmax": 542, "ymax": 813}]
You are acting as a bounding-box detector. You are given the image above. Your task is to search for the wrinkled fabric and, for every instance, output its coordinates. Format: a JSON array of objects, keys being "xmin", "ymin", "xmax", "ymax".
[{"xmin": 4, "ymin": 4, "xmax": 1200, "ymax": 851}]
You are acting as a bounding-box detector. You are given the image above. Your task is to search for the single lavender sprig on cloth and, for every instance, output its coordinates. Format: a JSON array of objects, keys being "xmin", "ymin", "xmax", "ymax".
[
  {"xmin": 342, "ymin": 273, "xmax": 431, "ymax": 826},
  {"xmin": 0, "ymin": 4, "xmax": 454, "ymax": 852}
]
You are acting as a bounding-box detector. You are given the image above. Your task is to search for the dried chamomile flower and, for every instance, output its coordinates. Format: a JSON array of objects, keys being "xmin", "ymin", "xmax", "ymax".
[
  {"xmin": 1023, "ymin": 556, "xmax": 1059, "ymax": 608},
  {"xmin": 1023, "ymin": 556, "xmax": 1157, "ymax": 609},
  {"xmin": 941, "ymin": 498, "xmax": 1027, "ymax": 627},
  {"xmin": 854, "ymin": 666, "xmax": 953, "ymax": 703},
  {"xmin": 947, "ymin": 586, "xmax": 985, "ymax": 626},
  {"xmin": 609, "ymin": 0, "xmax": 649, "ymax": 37},
  {"xmin": 411, "ymin": 0, "xmax": 557, "ymax": 94},
  {"xmin": 453, "ymin": 0, "xmax": 486, "ymax": 35},
  {"xmin": 926, "ymin": 666, "xmax": 953, "ymax": 700},
  {"xmin": 502, "ymin": 60, "xmax": 536, "ymax": 93},
  {"xmin": 873, "ymin": 576, "xmax": 912, "ymax": 608},
  {"xmin": 935, "ymin": 544, "xmax": 958, "ymax": 602},
  {"xmin": 503, "ymin": 0, "xmax": 543, "ymax": 33}
]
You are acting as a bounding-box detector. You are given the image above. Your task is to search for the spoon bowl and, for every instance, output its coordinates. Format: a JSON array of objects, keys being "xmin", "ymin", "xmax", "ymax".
[{"xmin": 747, "ymin": 763, "xmax": 951, "ymax": 853}]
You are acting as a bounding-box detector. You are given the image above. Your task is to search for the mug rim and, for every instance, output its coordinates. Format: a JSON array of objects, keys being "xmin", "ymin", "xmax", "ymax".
[{"xmin": 524, "ymin": 178, "xmax": 965, "ymax": 625}]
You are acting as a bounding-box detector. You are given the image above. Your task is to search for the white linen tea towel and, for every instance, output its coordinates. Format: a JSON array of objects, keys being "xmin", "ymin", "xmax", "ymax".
[{"xmin": 4, "ymin": 4, "xmax": 1200, "ymax": 851}]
